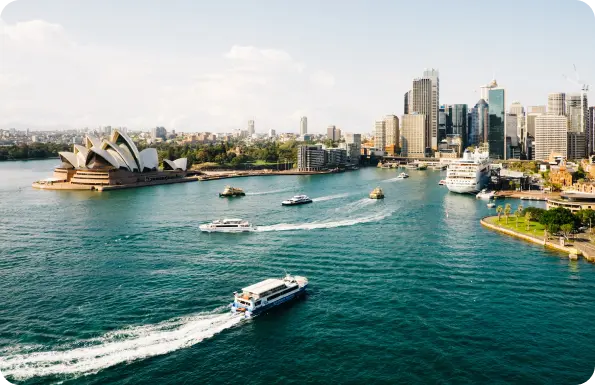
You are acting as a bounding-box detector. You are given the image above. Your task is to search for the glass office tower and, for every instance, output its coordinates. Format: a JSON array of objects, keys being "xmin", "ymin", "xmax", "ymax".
[{"xmin": 488, "ymin": 89, "xmax": 506, "ymax": 159}]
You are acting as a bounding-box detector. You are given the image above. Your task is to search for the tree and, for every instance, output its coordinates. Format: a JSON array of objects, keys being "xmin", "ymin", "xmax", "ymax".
[
  {"xmin": 496, "ymin": 205, "xmax": 503, "ymax": 222},
  {"xmin": 504, "ymin": 203, "xmax": 512, "ymax": 224},
  {"xmin": 525, "ymin": 211, "xmax": 533, "ymax": 231},
  {"xmin": 540, "ymin": 207, "xmax": 578, "ymax": 230},
  {"xmin": 561, "ymin": 223, "xmax": 574, "ymax": 240},
  {"xmin": 515, "ymin": 205, "xmax": 523, "ymax": 228},
  {"xmin": 522, "ymin": 207, "xmax": 545, "ymax": 222}
]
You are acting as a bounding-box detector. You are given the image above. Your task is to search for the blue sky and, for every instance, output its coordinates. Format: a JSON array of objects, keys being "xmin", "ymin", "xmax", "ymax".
[{"xmin": 1, "ymin": 0, "xmax": 594, "ymax": 133}]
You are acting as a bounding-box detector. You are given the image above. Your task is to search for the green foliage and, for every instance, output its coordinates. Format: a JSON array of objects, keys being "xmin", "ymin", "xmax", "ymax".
[
  {"xmin": 560, "ymin": 223, "xmax": 574, "ymax": 239},
  {"xmin": 575, "ymin": 209, "xmax": 595, "ymax": 227},
  {"xmin": 522, "ymin": 207, "xmax": 545, "ymax": 222},
  {"xmin": 0, "ymin": 143, "xmax": 71, "ymax": 161},
  {"xmin": 573, "ymin": 165, "xmax": 587, "ymax": 182},
  {"xmin": 539, "ymin": 207, "xmax": 578, "ymax": 230}
]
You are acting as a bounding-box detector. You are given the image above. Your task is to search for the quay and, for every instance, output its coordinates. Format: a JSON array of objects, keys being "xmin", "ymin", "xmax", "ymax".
[
  {"xmin": 197, "ymin": 169, "xmax": 335, "ymax": 181},
  {"xmin": 494, "ymin": 191, "xmax": 561, "ymax": 201},
  {"xmin": 480, "ymin": 216, "xmax": 595, "ymax": 262}
]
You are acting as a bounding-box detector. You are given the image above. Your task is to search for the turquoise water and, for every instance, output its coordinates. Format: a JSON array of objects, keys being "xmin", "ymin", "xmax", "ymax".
[{"xmin": 1, "ymin": 160, "xmax": 594, "ymax": 385}]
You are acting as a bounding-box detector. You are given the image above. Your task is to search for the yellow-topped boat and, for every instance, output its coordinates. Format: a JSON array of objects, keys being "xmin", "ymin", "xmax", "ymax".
[
  {"xmin": 219, "ymin": 186, "xmax": 245, "ymax": 197},
  {"xmin": 369, "ymin": 187, "xmax": 384, "ymax": 199}
]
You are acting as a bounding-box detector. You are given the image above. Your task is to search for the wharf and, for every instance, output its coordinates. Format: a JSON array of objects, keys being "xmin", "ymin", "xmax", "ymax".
[
  {"xmin": 494, "ymin": 191, "xmax": 560, "ymax": 201},
  {"xmin": 197, "ymin": 169, "xmax": 335, "ymax": 181},
  {"xmin": 480, "ymin": 216, "xmax": 595, "ymax": 262}
]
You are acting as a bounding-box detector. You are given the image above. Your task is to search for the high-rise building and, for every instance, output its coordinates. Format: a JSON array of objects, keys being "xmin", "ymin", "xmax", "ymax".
[
  {"xmin": 297, "ymin": 145, "xmax": 326, "ymax": 171},
  {"xmin": 469, "ymin": 99, "xmax": 489, "ymax": 147},
  {"xmin": 534, "ymin": 115, "xmax": 567, "ymax": 161},
  {"xmin": 412, "ymin": 78, "xmax": 432, "ymax": 153},
  {"xmin": 335, "ymin": 128, "xmax": 342, "ymax": 141},
  {"xmin": 488, "ymin": 88, "xmax": 506, "ymax": 159},
  {"xmin": 445, "ymin": 104, "xmax": 468, "ymax": 148},
  {"xmin": 401, "ymin": 114, "xmax": 426, "ymax": 157},
  {"xmin": 528, "ymin": 105, "xmax": 547, "ymax": 114},
  {"xmin": 548, "ymin": 93, "xmax": 566, "ymax": 116},
  {"xmin": 506, "ymin": 114, "xmax": 519, "ymax": 144},
  {"xmin": 568, "ymin": 132, "xmax": 586, "ymax": 160},
  {"xmin": 327, "ymin": 125, "xmax": 337, "ymax": 141},
  {"xmin": 509, "ymin": 101, "xmax": 524, "ymax": 117},
  {"xmin": 374, "ymin": 120, "xmax": 386, "ymax": 150},
  {"xmin": 404, "ymin": 90, "xmax": 412, "ymax": 114},
  {"xmin": 384, "ymin": 115, "xmax": 400, "ymax": 148},
  {"xmin": 526, "ymin": 113, "xmax": 542, "ymax": 137},
  {"xmin": 344, "ymin": 133, "xmax": 362, "ymax": 164},
  {"xmin": 268, "ymin": 129, "xmax": 276, "ymax": 138},
  {"xmin": 300, "ymin": 116, "xmax": 308, "ymax": 135},
  {"xmin": 480, "ymin": 79, "xmax": 498, "ymax": 102},
  {"xmin": 248, "ymin": 120, "xmax": 255, "ymax": 135},
  {"xmin": 423, "ymin": 68, "xmax": 439, "ymax": 150},
  {"xmin": 438, "ymin": 106, "xmax": 447, "ymax": 142},
  {"xmin": 590, "ymin": 106, "xmax": 595, "ymax": 154},
  {"xmin": 151, "ymin": 126, "xmax": 167, "ymax": 141}
]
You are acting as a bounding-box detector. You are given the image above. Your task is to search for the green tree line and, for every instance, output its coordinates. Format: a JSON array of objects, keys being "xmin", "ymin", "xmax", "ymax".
[{"xmin": 0, "ymin": 143, "xmax": 71, "ymax": 161}]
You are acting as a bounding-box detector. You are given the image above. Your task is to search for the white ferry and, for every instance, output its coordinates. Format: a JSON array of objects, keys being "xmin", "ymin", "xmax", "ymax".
[
  {"xmin": 282, "ymin": 195, "xmax": 313, "ymax": 206},
  {"xmin": 476, "ymin": 189, "xmax": 495, "ymax": 200},
  {"xmin": 445, "ymin": 149, "xmax": 490, "ymax": 194},
  {"xmin": 199, "ymin": 218, "xmax": 256, "ymax": 233},
  {"xmin": 231, "ymin": 274, "xmax": 308, "ymax": 318},
  {"xmin": 395, "ymin": 172, "xmax": 409, "ymax": 180}
]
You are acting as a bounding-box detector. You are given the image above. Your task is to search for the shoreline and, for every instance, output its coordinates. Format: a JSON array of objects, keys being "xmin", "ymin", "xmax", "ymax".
[
  {"xmin": 480, "ymin": 216, "xmax": 595, "ymax": 262},
  {"xmin": 196, "ymin": 169, "xmax": 346, "ymax": 181}
]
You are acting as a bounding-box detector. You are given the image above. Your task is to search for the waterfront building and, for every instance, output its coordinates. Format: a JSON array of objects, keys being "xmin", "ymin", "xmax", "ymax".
[
  {"xmin": 404, "ymin": 90, "xmax": 412, "ymax": 114},
  {"xmin": 534, "ymin": 115, "xmax": 568, "ymax": 161},
  {"xmin": 424, "ymin": 69, "xmax": 440, "ymax": 150},
  {"xmin": 480, "ymin": 79, "xmax": 498, "ymax": 102},
  {"xmin": 528, "ymin": 105, "xmax": 547, "ymax": 115},
  {"xmin": 401, "ymin": 114, "xmax": 426, "ymax": 158},
  {"xmin": 248, "ymin": 120, "xmax": 255, "ymax": 135},
  {"xmin": 469, "ymin": 99, "xmax": 489, "ymax": 147},
  {"xmin": 297, "ymin": 145, "xmax": 326, "ymax": 171},
  {"xmin": 344, "ymin": 133, "xmax": 362, "ymax": 164},
  {"xmin": 547, "ymin": 192, "xmax": 595, "ymax": 213},
  {"xmin": 548, "ymin": 93, "xmax": 566, "ymax": 116},
  {"xmin": 488, "ymin": 88, "xmax": 506, "ymax": 159},
  {"xmin": 374, "ymin": 120, "xmax": 386, "ymax": 150},
  {"xmin": 300, "ymin": 116, "xmax": 308, "ymax": 136},
  {"xmin": 326, "ymin": 148, "xmax": 347, "ymax": 167},
  {"xmin": 412, "ymin": 68, "xmax": 439, "ymax": 152},
  {"xmin": 384, "ymin": 115, "xmax": 400, "ymax": 149},
  {"xmin": 327, "ymin": 125, "xmax": 337, "ymax": 141}
]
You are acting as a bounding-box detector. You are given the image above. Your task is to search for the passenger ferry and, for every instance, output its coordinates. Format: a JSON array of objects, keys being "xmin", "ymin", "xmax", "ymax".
[
  {"xmin": 199, "ymin": 218, "xmax": 256, "ymax": 233},
  {"xmin": 231, "ymin": 274, "xmax": 308, "ymax": 318},
  {"xmin": 445, "ymin": 149, "xmax": 490, "ymax": 194},
  {"xmin": 219, "ymin": 186, "xmax": 245, "ymax": 197},
  {"xmin": 282, "ymin": 195, "xmax": 313, "ymax": 206},
  {"xmin": 396, "ymin": 172, "xmax": 409, "ymax": 179},
  {"xmin": 476, "ymin": 189, "xmax": 495, "ymax": 200},
  {"xmin": 369, "ymin": 187, "xmax": 385, "ymax": 199}
]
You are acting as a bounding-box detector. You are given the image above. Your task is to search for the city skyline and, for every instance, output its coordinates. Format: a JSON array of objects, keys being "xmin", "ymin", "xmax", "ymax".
[{"xmin": 1, "ymin": 0, "xmax": 595, "ymax": 133}]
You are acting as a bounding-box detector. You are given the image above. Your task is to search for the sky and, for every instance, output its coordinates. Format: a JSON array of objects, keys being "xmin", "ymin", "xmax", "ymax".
[{"xmin": 1, "ymin": 0, "xmax": 594, "ymax": 133}]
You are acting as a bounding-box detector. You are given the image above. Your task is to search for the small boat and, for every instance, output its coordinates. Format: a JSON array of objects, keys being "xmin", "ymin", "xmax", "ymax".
[
  {"xmin": 199, "ymin": 218, "xmax": 256, "ymax": 233},
  {"xmin": 476, "ymin": 188, "xmax": 495, "ymax": 200},
  {"xmin": 219, "ymin": 186, "xmax": 245, "ymax": 197},
  {"xmin": 405, "ymin": 163, "xmax": 419, "ymax": 169},
  {"xmin": 370, "ymin": 187, "xmax": 385, "ymax": 199},
  {"xmin": 487, "ymin": 202, "xmax": 496, "ymax": 208},
  {"xmin": 231, "ymin": 274, "xmax": 308, "ymax": 318},
  {"xmin": 438, "ymin": 179, "xmax": 447, "ymax": 186},
  {"xmin": 282, "ymin": 195, "xmax": 313, "ymax": 206},
  {"xmin": 396, "ymin": 172, "xmax": 409, "ymax": 180}
]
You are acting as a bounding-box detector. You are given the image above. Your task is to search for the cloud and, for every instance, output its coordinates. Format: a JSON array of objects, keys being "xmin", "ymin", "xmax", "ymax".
[{"xmin": 0, "ymin": 21, "xmax": 336, "ymax": 132}]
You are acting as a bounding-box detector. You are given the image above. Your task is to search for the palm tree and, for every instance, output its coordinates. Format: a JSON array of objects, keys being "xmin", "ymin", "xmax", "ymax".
[
  {"xmin": 525, "ymin": 211, "xmax": 533, "ymax": 231},
  {"xmin": 496, "ymin": 205, "xmax": 503, "ymax": 222},
  {"xmin": 504, "ymin": 203, "xmax": 512, "ymax": 224},
  {"xmin": 515, "ymin": 205, "xmax": 524, "ymax": 227}
]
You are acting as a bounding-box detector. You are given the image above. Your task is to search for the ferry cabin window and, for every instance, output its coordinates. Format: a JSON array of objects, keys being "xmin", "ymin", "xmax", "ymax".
[
  {"xmin": 267, "ymin": 286, "xmax": 296, "ymax": 301},
  {"xmin": 255, "ymin": 300, "xmax": 261, "ymax": 306}
]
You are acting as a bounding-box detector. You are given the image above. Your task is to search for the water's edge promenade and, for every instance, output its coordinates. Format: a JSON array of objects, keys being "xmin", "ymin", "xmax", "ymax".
[{"xmin": 480, "ymin": 216, "xmax": 595, "ymax": 262}]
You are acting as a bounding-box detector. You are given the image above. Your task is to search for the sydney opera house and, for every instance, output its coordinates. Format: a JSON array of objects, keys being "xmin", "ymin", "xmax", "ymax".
[{"xmin": 33, "ymin": 129, "xmax": 195, "ymax": 191}]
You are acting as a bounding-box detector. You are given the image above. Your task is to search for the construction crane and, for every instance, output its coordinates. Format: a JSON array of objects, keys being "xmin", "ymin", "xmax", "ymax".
[{"xmin": 563, "ymin": 64, "xmax": 591, "ymax": 146}]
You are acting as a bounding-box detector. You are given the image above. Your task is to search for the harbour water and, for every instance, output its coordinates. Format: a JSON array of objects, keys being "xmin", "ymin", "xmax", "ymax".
[{"xmin": 1, "ymin": 160, "xmax": 595, "ymax": 384}]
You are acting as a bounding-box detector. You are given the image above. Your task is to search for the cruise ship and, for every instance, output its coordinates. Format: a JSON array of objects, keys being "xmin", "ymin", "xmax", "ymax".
[
  {"xmin": 445, "ymin": 149, "xmax": 490, "ymax": 194},
  {"xmin": 231, "ymin": 274, "xmax": 308, "ymax": 318}
]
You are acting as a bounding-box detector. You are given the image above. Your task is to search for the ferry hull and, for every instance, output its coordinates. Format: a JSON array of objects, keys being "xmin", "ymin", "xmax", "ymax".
[
  {"xmin": 232, "ymin": 285, "xmax": 307, "ymax": 318},
  {"xmin": 281, "ymin": 200, "xmax": 313, "ymax": 206},
  {"xmin": 199, "ymin": 226, "xmax": 256, "ymax": 233}
]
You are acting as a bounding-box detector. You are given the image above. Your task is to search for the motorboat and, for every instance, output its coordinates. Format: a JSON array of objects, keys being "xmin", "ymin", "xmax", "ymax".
[
  {"xmin": 231, "ymin": 274, "xmax": 308, "ymax": 319},
  {"xmin": 369, "ymin": 187, "xmax": 385, "ymax": 199},
  {"xmin": 476, "ymin": 188, "xmax": 495, "ymax": 200},
  {"xmin": 199, "ymin": 218, "xmax": 256, "ymax": 233},
  {"xmin": 438, "ymin": 179, "xmax": 447, "ymax": 186},
  {"xmin": 219, "ymin": 186, "xmax": 245, "ymax": 197},
  {"xmin": 282, "ymin": 195, "xmax": 313, "ymax": 206},
  {"xmin": 487, "ymin": 201, "xmax": 496, "ymax": 208},
  {"xmin": 396, "ymin": 172, "xmax": 409, "ymax": 180}
]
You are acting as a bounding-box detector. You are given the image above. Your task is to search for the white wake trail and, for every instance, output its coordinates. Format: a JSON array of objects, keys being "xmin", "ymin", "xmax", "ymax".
[
  {"xmin": 0, "ymin": 311, "xmax": 243, "ymax": 381},
  {"xmin": 312, "ymin": 193, "xmax": 350, "ymax": 202},
  {"xmin": 335, "ymin": 198, "xmax": 376, "ymax": 213},
  {"xmin": 257, "ymin": 210, "xmax": 393, "ymax": 232},
  {"xmin": 246, "ymin": 188, "xmax": 292, "ymax": 196}
]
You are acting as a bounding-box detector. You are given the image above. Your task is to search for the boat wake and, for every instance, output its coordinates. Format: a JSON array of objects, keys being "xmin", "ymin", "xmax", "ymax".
[
  {"xmin": 312, "ymin": 193, "xmax": 350, "ymax": 202},
  {"xmin": 0, "ymin": 309, "xmax": 242, "ymax": 381},
  {"xmin": 334, "ymin": 198, "xmax": 376, "ymax": 213},
  {"xmin": 246, "ymin": 188, "xmax": 292, "ymax": 196},
  {"xmin": 381, "ymin": 177, "xmax": 405, "ymax": 183},
  {"xmin": 257, "ymin": 210, "xmax": 393, "ymax": 232}
]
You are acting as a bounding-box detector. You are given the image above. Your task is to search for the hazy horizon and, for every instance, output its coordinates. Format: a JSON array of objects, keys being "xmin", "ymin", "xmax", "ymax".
[{"xmin": 1, "ymin": 0, "xmax": 594, "ymax": 133}]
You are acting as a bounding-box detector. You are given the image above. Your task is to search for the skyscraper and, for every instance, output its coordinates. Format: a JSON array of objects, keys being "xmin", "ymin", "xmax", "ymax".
[
  {"xmin": 300, "ymin": 116, "xmax": 308, "ymax": 136},
  {"xmin": 401, "ymin": 114, "xmax": 426, "ymax": 157},
  {"xmin": 590, "ymin": 106, "xmax": 595, "ymax": 154},
  {"xmin": 488, "ymin": 88, "xmax": 506, "ymax": 159},
  {"xmin": 528, "ymin": 105, "xmax": 547, "ymax": 114},
  {"xmin": 374, "ymin": 120, "xmax": 386, "ymax": 150},
  {"xmin": 412, "ymin": 78, "xmax": 432, "ymax": 153},
  {"xmin": 423, "ymin": 69, "xmax": 439, "ymax": 150},
  {"xmin": 509, "ymin": 101, "xmax": 524, "ymax": 117},
  {"xmin": 469, "ymin": 99, "xmax": 489, "ymax": 147},
  {"xmin": 548, "ymin": 93, "xmax": 566, "ymax": 116},
  {"xmin": 248, "ymin": 120, "xmax": 255, "ymax": 135},
  {"xmin": 327, "ymin": 125, "xmax": 337, "ymax": 141},
  {"xmin": 384, "ymin": 115, "xmax": 400, "ymax": 149},
  {"xmin": 446, "ymin": 104, "xmax": 468, "ymax": 148},
  {"xmin": 534, "ymin": 115, "xmax": 567, "ymax": 161},
  {"xmin": 438, "ymin": 106, "xmax": 446, "ymax": 142},
  {"xmin": 480, "ymin": 79, "xmax": 498, "ymax": 102},
  {"xmin": 404, "ymin": 91, "xmax": 412, "ymax": 115}
]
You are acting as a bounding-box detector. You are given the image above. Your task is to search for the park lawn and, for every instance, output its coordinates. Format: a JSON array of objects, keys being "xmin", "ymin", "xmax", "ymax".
[{"xmin": 486, "ymin": 216, "xmax": 546, "ymax": 238}]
